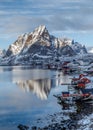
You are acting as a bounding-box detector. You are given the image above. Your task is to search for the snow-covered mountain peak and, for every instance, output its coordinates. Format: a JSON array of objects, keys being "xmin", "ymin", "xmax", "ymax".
[
  {"xmin": 34, "ymin": 25, "xmax": 46, "ymax": 35},
  {"xmin": 5, "ymin": 25, "xmax": 51, "ymax": 56},
  {"xmin": 3, "ymin": 25, "xmax": 87, "ymax": 65},
  {"xmin": 32, "ymin": 25, "xmax": 50, "ymax": 41}
]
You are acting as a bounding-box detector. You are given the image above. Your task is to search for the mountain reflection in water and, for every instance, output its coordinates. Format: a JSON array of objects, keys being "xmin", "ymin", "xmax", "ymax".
[
  {"xmin": 16, "ymin": 79, "xmax": 51, "ymax": 100},
  {"xmin": 0, "ymin": 68, "xmax": 73, "ymax": 130},
  {"xmin": 16, "ymin": 76, "xmax": 65, "ymax": 100}
]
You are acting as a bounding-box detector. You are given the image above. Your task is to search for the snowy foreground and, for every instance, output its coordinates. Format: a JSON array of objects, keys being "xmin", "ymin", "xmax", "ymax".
[{"xmin": 17, "ymin": 100, "xmax": 93, "ymax": 130}]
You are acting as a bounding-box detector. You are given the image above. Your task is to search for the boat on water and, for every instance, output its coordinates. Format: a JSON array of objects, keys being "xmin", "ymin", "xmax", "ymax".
[
  {"xmin": 79, "ymin": 88, "xmax": 93, "ymax": 101},
  {"xmin": 54, "ymin": 74, "xmax": 93, "ymax": 102},
  {"xmin": 54, "ymin": 90, "xmax": 93, "ymax": 102}
]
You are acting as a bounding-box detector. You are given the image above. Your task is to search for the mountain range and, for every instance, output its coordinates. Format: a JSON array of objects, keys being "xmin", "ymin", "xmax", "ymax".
[{"xmin": 0, "ymin": 25, "xmax": 87, "ymax": 65}]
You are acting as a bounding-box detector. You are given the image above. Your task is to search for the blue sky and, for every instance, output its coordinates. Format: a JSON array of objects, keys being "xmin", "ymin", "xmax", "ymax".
[{"xmin": 0, "ymin": 0, "xmax": 93, "ymax": 49}]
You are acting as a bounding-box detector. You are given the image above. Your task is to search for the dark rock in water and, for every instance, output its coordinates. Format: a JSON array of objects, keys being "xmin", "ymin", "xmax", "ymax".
[
  {"xmin": 37, "ymin": 127, "xmax": 42, "ymax": 130},
  {"xmin": 17, "ymin": 124, "xmax": 29, "ymax": 130},
  {"xmin": 31, "ymin": 126, "xmax": 37, "ymax": 130}
]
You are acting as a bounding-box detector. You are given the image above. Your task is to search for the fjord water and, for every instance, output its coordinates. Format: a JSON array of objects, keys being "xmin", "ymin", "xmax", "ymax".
[{"xmin": 0, "ymin": 66, "xmax": 71, "ymax": 130}]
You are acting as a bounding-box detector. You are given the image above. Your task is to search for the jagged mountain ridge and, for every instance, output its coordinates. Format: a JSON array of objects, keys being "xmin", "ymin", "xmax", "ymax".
[
  {"xmin": 1, "ymin": 25, "xmax": 87, "ymax": 65},
  {"xmin": 6, "ymin": 25, "xmax": 50, "ymax": 56},
  {"xmin": 6, "ymin": 25, "xmax": 52, "ymax": 56},
  {"xmin": 6, "ymin": 25, "xmax": 87, "ymax": 57}
]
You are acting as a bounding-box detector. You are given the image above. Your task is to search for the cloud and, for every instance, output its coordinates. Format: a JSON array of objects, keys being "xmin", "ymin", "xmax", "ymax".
[
  {"xmin": 0, "ymin": 0, "xmax": 93, "ymax": 48},
  {"xmin": 0, "ymin": 0, "xmax": 93, "ymax": 37}
]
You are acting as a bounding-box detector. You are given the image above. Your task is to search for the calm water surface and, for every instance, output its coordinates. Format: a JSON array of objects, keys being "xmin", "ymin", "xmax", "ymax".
[{"xmin": 0, "ymin": 66, "xmax": 71, "ymax": 130}]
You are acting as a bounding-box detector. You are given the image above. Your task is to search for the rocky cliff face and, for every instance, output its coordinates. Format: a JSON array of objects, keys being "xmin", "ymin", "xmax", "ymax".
[{"xmin": 1, "ymin": 25, "xmax": 87, "ymax": 65}]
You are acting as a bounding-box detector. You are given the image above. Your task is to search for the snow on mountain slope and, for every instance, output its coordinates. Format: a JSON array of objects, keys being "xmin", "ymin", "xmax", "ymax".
[
  {"xmin": 88, "ymin": 48, "xmax": 93, "ymax": 53},
  {"xmin": 0, "ymin": 49, "xmax": 6, "ymax": 57},
  {"xmin": 0, "ymin": 49, "xmax": 3, "ymax": 57},
  {"xmin": 1, "ymin": 25, "xmax": 88, "ymax": 65},
  {"xmin": 71, "ymin": 41, "xmax": 87, "ymax": 54},
  {"xmin": 6, "ymin": 25, "xmax": 51, "ymax": 56},
  {"xmin": 6, "ymin": 25, "xmax": 87, "ymax": 57}
]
